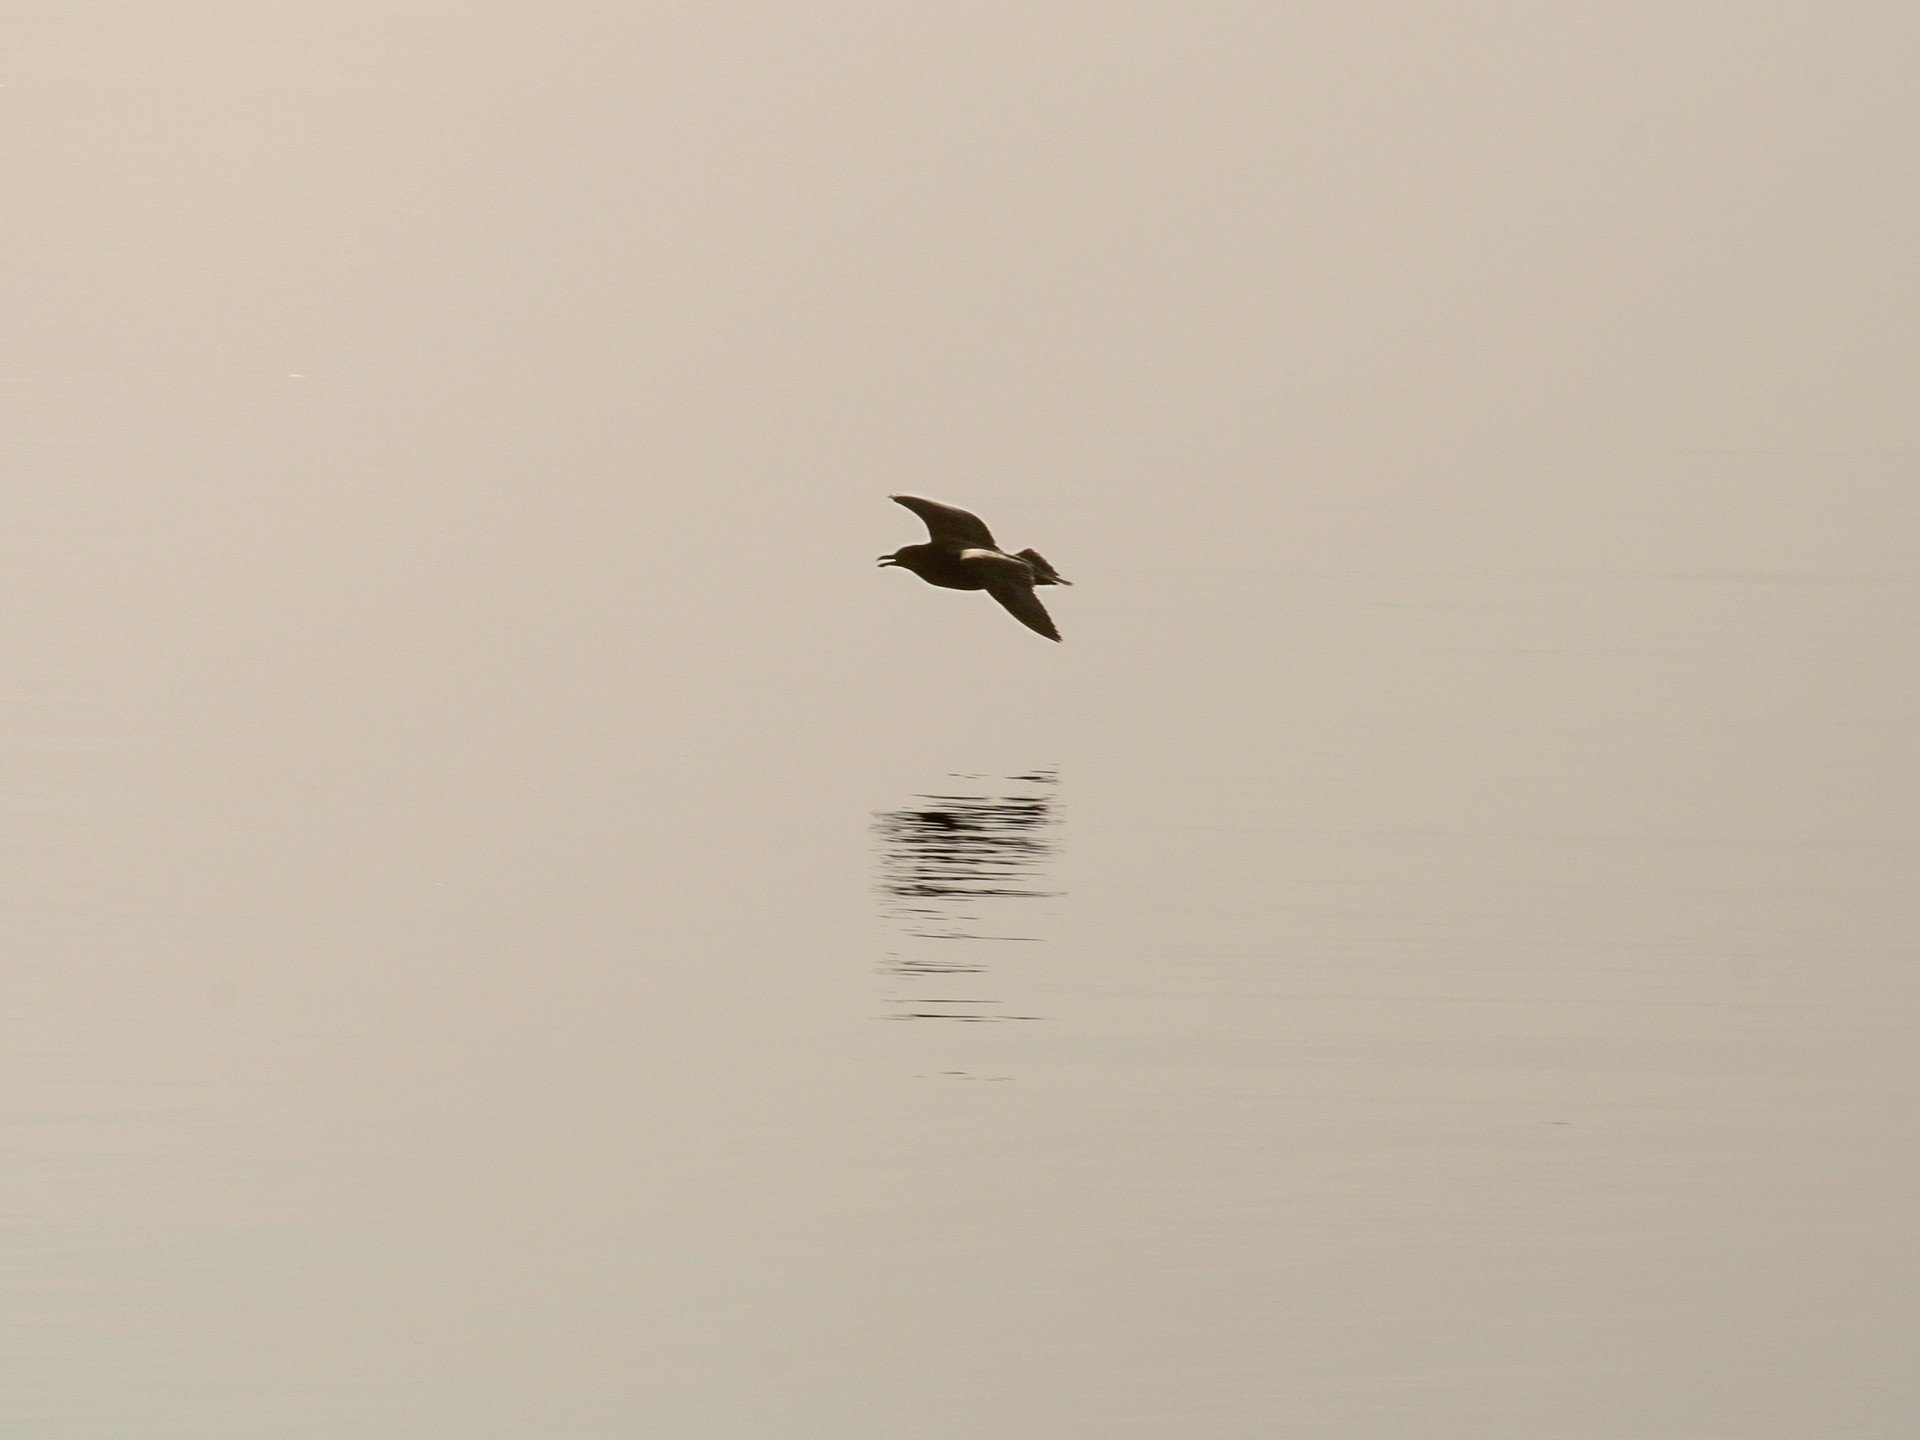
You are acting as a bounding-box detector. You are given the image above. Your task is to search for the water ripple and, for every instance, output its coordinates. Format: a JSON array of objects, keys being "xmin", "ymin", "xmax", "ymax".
[{"xmin": 873, "ymin": 770, "xmax": 1060, "ymax": 1020}]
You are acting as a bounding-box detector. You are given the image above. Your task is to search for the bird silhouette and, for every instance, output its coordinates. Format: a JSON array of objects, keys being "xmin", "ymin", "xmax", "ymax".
[{"xmin": 878, "ymin": 496, "xmax": 1071, "ymax": 641}]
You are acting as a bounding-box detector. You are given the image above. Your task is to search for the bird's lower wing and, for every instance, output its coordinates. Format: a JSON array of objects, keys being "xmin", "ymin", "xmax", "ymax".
[
  {"xmin": 986, "ymin": 582, "xmax": 1061, "ymax": 641},
  {"xmin": 891, "ymin": 495, "xmax": 997, "ymax": 549}
]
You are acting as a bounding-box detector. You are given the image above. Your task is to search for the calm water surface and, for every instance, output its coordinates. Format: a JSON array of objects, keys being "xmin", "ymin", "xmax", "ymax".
[{"xmin": 7, "ymin": 6, "xmax": 1917, "ymax": 1437}]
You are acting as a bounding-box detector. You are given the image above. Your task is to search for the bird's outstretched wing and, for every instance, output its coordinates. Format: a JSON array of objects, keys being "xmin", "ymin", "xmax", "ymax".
[
  {"xmin": 891, "ymin": 495, "xmax": 997, "ymax": 549},
  {"xmin": 986, "ymin": 582, "xmax": 1061, "ymax": 642}
]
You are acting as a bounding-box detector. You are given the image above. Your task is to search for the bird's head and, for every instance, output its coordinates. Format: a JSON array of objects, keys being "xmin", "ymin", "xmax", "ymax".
[{"xmin": 878, "ymin": 543, "xmax": 938, "ymax": 578}]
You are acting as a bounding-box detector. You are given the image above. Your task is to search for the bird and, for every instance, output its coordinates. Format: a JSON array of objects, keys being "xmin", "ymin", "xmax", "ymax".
[{"xmin": 878, "ymin": 495, "xmax": 1071, "ymax": 641}]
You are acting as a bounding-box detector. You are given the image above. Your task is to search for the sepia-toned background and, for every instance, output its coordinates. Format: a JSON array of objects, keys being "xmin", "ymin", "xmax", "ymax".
[{"xmin": 6, "ymin": 5, "xmax": 1916, "ymax": 1435}]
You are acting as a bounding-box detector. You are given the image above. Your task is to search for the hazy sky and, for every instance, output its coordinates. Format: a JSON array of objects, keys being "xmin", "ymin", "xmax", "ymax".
[{"xmin": 5, "ymin": 6, "xmax": 1916, "ymax": 1436}]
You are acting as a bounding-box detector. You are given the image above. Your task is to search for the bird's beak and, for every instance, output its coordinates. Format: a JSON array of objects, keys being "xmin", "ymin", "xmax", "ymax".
[{"xmin": 876, "ymin": 555, "xmax": 897, "ymax": 567}]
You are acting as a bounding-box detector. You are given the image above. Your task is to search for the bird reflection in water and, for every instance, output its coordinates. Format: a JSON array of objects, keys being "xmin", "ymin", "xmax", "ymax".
[{"xmin": 873, "ymin": 770, "xmax": 1059, "ymax": 1022}]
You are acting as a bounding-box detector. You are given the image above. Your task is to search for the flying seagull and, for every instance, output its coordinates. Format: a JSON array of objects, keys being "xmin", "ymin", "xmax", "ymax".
[{"xmin": 878, "ymin": 495, "xmax": 1071, "ymax": 641}]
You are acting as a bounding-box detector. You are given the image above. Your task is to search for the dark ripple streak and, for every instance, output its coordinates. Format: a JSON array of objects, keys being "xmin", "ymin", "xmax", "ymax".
[{"xmin": 873, "ymin": 771, "xmax": 1060, "ymax": 1020}]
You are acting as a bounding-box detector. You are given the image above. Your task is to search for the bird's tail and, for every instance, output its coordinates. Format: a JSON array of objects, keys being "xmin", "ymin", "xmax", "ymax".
[{"xmin": 1016, "ymin": 548, "xmax": 1071, "ymax": 585}]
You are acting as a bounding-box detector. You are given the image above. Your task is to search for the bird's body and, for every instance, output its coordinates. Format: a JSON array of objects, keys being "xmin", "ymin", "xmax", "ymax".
[{"xmin": 878, "ymin": 496, "xmax": 1070, "ymax": 641}]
